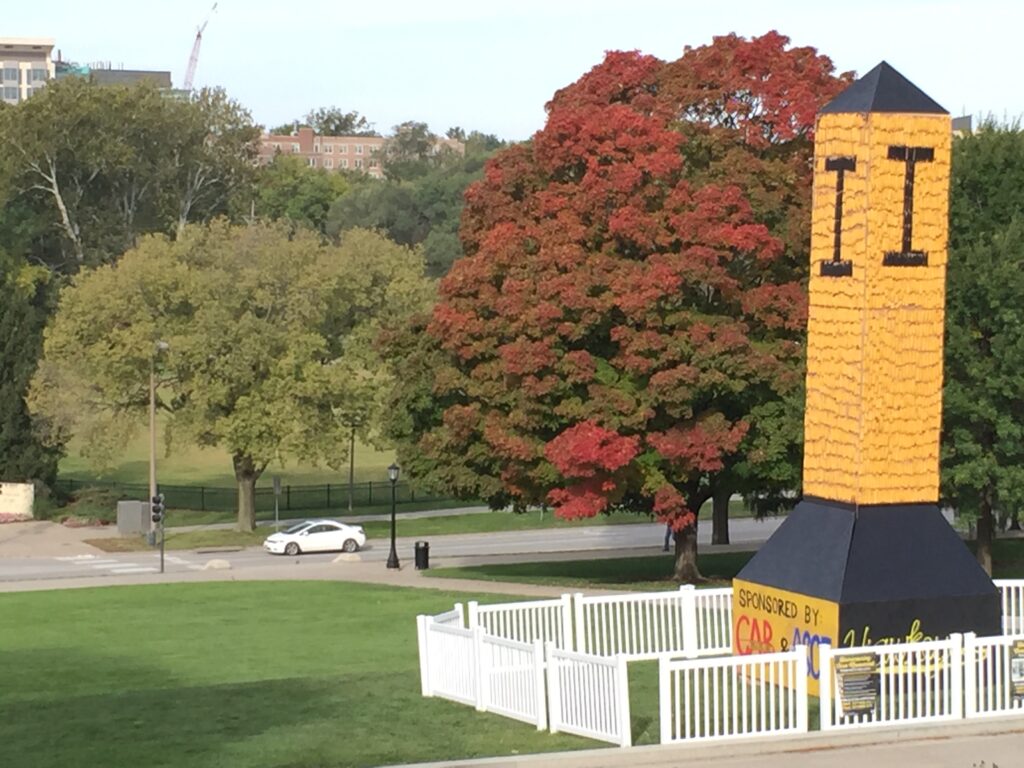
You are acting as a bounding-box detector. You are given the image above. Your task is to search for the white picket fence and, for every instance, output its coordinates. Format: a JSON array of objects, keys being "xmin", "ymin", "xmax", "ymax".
[
  {"xmin": 418, "ymin": 581, "xmax": 1024, "ymax": 748},
  {"xmin": 819, "ymin": 635, "xmax": 964, "ymax": 730},
  {"xmin": 996, "ymin": 579, "xmax": 1024, "ymax": 634},
  {"xmin": 418, "ymin": 612, "xmax": 548, "ymax": 729},
  {"xmin": 659, "ymin": 646, "xmax": 808, "ymax": 743},
  {"xmin": 467, "ymin": 586, "xmax": 732, "ymax": 659},
  {"xmin": 419, "ymin": 619, "xmax": 481, "ymax": 707},
  {"xmin": 965, "ymin": 632, "xmax": 1024, "ymax": 719},
  {"xmin": 468, "ymin": 595, "xmax": 573, "ymax": 650},
  {"xmin": 547, "ymin": 644, "xmax": 632, "ymax": 747}
]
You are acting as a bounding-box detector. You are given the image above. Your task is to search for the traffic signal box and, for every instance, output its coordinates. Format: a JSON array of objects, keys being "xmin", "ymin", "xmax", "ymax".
[{"xmin": 731, "ymin": 63, "xmax": 1000, "ymax": 694}]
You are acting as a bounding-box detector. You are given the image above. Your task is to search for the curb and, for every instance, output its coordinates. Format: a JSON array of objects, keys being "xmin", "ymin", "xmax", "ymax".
[{"xmin": 381, "ymin": 718, "xmax": 1024, "ymax": 768}]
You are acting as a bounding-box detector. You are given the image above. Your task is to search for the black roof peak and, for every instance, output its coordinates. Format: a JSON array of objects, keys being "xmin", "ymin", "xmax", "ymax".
[{"xmin": 821, "ymin": 61, "xmax": 947, "ymax": 115}]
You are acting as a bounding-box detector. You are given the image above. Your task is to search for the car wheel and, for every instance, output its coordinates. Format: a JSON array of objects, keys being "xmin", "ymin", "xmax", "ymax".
[
  {"xmin": 342, "ymin": 538, "xmax": 359, "ymax": 553},
  {"xmin": 284, "ymin": 542, "xmax": 301, "ymax": 557}
]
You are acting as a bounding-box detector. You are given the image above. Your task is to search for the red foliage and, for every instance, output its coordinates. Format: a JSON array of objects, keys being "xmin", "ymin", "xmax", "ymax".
[
  {"xmin": 545, "ymin": 421, "xmax": 640, "ymax": 479},
  {"xmin": 417, "ymin": 32, "xmax": 846, "ymax": 525}
]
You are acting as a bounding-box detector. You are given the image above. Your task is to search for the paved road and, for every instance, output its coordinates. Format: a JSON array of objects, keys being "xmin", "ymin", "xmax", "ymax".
[{"xmin": 0, "ymin": 516, "xmax": 786, "ymax": 583}]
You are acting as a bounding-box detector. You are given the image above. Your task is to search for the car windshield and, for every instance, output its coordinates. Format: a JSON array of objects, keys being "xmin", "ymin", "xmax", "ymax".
[{"xmin": 283, "ymin": 522, "xmax": 311, "ymax": 535}]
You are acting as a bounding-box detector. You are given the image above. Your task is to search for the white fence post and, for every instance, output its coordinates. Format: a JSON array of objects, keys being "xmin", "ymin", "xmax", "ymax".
[
  {"xmin": 658, "ymin": 654, "xmax": 671, "ymax": 744},
  {"xmin": 680, "ymin": 585, "xmax": 698, "ymax": 658},
  {"xmin": 950, "ymin": 633, "xmax": 964, "ymax": 720},
  {"xmin": 416, "ymin": 614, "xmax": 432, "ymax": 696},
  {"xmin": 546, "ymin": 642, "xmax": 561, "ymax": 734},
  {"xmin": 533, "ymin": 639, "xmax": 547, "ymax": 730},
  {"xmin": 794, "ymin": 644, "xmax": 809, "ymax": 733},
  {"xmin": 963, "ymin": 632, "xmax": 977, "ymax": 718},
  {"xmin": 455, "ymin": 602, "xmax": 465, "ymax": 627},
  {"xmin": 467, "ymin": 600, "xmax": 479, "ymax": 628},
  {"xmin": 818, "ymin": 642, "xmax": 833, "ymax": 730},
  {"xmin": 617, "ymin": 653, "xmax": 632, "ymax": 747},
  {"xmin": 572, "ymin": 593, "xmax": 585, "ymax": 653},
  {"xmin": 560, "ymin": 593, "xmax": 573, "ymax": 650},
  {"xmin": 473, "ymin": 625, "xmax": 486, "ymax": 712}
]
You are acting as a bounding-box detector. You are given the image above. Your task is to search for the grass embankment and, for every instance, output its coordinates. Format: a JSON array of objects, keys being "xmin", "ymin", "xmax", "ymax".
[
  {"xmin": 426, "ymin": 538, "xmax": 1024, "ymax": 590},
  {"xmin": 59, "ymin": 416, "xmax": 397, "ymax": 486},
  {"xmin": 0, "ymin": 582, "xmax": 603, "ymax": 768}
]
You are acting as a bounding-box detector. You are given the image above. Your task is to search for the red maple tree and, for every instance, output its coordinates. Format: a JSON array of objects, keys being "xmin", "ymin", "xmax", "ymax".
[{"xmin": 390, "ymin": 32, "xmax": 848, "ymax": 581}]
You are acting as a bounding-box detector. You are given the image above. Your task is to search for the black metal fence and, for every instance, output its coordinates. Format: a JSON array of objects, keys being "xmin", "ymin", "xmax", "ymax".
[{"xmin": 53, "ymin": 477, "xmax": 456, "ymax": 514}]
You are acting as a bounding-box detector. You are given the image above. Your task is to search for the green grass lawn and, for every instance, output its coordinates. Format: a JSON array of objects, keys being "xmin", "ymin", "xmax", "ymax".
[
  {"xmin": 427, "ymin": 551, "xmax": 756, "ymax": 591},
  {"xmin": 0, "ymin": 582, "xmax": 598, "ymax": 768},
  {"xmin": 425, "ymin": 538, "xmax": 1024, "ymax": 590}
]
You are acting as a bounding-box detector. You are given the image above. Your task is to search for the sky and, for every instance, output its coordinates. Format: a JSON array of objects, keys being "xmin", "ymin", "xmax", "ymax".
[{"xmin": 5, "ymin": 0, "xmax": 1020, "ymax": 140}]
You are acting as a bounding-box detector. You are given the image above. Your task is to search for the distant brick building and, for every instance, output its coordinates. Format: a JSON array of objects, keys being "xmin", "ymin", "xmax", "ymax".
[{"xmin": 258, "ymin": 126, "xmax": 465, "ymax": 179}]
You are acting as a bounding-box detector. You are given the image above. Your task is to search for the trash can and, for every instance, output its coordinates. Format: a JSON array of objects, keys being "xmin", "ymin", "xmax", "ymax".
[{"xmin": 415, "ymin": 540, "xmax": 430, "ymax": 570}]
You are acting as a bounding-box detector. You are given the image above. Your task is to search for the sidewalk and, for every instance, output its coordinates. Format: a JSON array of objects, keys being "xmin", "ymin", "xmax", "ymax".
[
  {"xmin": 0, "ymin": 557, "xmax": 614, "ymax": 597},
  {"xmin": 0, "ymin": 520, "xmax": 108, "ymax": 557}
]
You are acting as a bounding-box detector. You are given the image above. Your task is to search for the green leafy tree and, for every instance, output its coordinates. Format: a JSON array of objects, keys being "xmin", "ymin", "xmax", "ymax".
[
  {"xmin": 171, "ymin": 88, "xmax": 261, "ymax": 237},
  {"xmin": 31, "ymin": 222, "xmax": 432, "ymax": 530},
  {"xmin": 0, "ymin": 254, "xmax": 59, "ymax": 485},
  {"xmin": 238, "ymin": 155, "xmax": 349, "ymax": 234},
  {"xmin": 0, "ymin": 78, "xmax": 258, "ymax": 273},
  {"xmin": 942, "ymin": 123, "xmax": 1024, "ymax": 574},
  {"xmin": 327, "ymin": 150, "xmax": 498, "ymax": 276}
]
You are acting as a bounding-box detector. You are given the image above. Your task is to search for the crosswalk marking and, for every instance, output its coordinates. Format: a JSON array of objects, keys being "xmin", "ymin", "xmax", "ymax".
[{"xmin": 53, "ymin": 552, "xmax": 204, "ymax": 574}]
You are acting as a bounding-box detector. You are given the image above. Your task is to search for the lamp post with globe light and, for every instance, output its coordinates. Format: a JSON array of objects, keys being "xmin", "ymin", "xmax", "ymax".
[{"xmin": 386, "ymin": 463, "xmax": 400, "ymax": 569}]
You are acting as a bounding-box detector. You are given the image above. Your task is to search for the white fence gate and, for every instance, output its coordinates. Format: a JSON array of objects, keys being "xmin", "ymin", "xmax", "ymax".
[
  {"xmin": 546, "ymin": 643, "xmax": 632, "ymax": 747},
  {"xmin": 659, "ymin": 646, "xmax": 807, "ymax": 743},
  {"xmin": 819, "ymin": 635, "xmax": 964, "ymax": 730},
  {"xmin": 964, "ymin": 632, "xmax": 1024, "ymax": 719},
  {"xmin": 480, "ymin": 634, "xmax": 547, "ymax": 729},
  {"xmin": 419, "ymin": 619, "xmax": 481, "ymax": 706}
]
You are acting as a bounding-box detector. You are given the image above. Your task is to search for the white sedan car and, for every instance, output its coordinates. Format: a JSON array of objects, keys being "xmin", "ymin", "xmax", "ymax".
[{"xmin": 263, "ymin": 519, "xmax": 367, "ymax": 556}]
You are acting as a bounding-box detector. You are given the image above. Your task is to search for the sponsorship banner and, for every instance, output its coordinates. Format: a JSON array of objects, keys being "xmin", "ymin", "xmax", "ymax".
[
  {"xmin": 835, "ymin": 653, "xmax": 879, "ymax": 716},
  {"xmin": 1011, "ymin": 640, "xmax": 1024, "ymax": 703},
  {"xmin": 732, "ymin": 579, "xmax": 839, "ymax": 695}
]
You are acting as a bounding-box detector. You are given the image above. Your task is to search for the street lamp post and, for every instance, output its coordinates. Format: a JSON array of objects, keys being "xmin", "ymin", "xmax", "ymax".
[{"xmin": 386, "ymin": 462, "xmax": 400, "ymax": 569}]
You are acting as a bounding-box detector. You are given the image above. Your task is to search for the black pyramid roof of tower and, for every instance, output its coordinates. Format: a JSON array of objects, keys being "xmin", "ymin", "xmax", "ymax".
[{"xmin": 820, "ymin": 61, "xmax": 947, "ymax": 114}]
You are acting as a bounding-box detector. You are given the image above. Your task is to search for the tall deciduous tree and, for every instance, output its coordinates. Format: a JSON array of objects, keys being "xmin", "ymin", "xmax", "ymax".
[
  {"xmin": 943, "ymin": 123, "xmax": 1024, "ymax": 574},
  {"xmin": 238, "ymin": 155, "xmax": 349, "ymax": 234},
  {"xmin": 0, "ymin": 254, "xmax": 59, "ymax": 486},
  {"xmin": 0, "ymin": 78, "xmax": 258, "ymax": 273},
  {"xmin": 31, "ymin": 222, "xmax": 432, "ymax": 530},
  {"xmin": 387, "ymin": 34, "xmax": 844, "ymax": 581}
]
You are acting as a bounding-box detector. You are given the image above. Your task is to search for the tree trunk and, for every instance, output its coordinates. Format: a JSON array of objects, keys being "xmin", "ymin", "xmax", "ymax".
[
  {"xmin": 233, "ymin": 453, "xmax": 260, "ymax": 532},
  {"xmin": 976, "ymin": 487, "xmax": 995, "ymax": 576},
  {"xmin": 672, "ymin": 520, "xmax": 703, "ymax": 583},
  {"xmin": 1011, "ymin": 510, "xmax": 1021, "ymax": 532},
  {"xmin": 712, "ymin": 486, "xmax": 730, "ymax": 545}
]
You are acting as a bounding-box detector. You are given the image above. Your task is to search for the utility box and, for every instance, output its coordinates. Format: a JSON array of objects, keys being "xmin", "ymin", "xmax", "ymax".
[{"xmin": 117, "ymin": 500, "xmax": 149, "ymax": 535}]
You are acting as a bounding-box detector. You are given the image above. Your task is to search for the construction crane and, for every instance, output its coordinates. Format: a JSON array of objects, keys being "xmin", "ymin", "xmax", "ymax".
[{"xmin": 183, "ymin": 2, "xmax": 217, "ymax": 91}]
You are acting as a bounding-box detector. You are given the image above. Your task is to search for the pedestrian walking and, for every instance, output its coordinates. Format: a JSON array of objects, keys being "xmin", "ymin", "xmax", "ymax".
[{"xmin": 663, "ymin": 523, "xmax": 672, "ymax": 552}]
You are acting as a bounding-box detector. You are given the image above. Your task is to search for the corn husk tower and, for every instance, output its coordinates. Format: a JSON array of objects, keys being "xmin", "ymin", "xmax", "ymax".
[{"xmin": 731, "ymin": 63, "xmax": 1000, "ymax": 693}]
